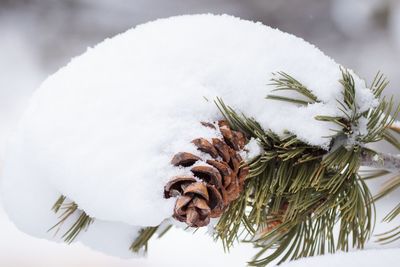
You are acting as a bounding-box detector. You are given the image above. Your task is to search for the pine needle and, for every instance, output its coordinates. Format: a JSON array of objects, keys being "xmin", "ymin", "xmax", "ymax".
[
  {"xmin": 49, "ymin": 195, "xmax": 94, "ymax": 244},
  {"xmin": 376, "ymin": 224, "xmax": 400, "ymax": 244},
  {"xmin": 129, "ymin": 224, "xmax": 173, "ymax": 253},
  {"xmin": 267, "ymin": 72, "xmax": 319, "ymax": 105},
  {"xmin": 374, "ymin": 119, "xmax": 400, "ymax": 243},
  {"xmin": 130, "ymin": 226, "xmax": 159, "ymax": 253}
]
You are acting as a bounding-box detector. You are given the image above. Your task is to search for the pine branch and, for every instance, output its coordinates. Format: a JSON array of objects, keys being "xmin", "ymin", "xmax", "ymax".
[
  {"xmin": 268, "ymin": 69, "xmax": 399, "ymax": 145},
  {"xmin": 215, "ymin": 98, "xmax": 374, "ymax": 266},
  {"xmin": 250, "ymin": 175, "xmax": 373, "ymax": 265},
  {"xmin": 44, "ymin": 68, "xmax": 399, "ymax": 265},
  {"xmin": 214, "ymin": 68, "xmax": 400, "ymax": 266},
  {"xmin": 361, "ymin": 151, "xmax": 400, "ymax": 172}
]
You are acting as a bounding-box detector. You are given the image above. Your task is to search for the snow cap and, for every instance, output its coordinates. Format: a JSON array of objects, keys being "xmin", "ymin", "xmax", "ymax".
[{"xmin": 0, "ymin": 14, "xmax": 375, "ymax": 257}]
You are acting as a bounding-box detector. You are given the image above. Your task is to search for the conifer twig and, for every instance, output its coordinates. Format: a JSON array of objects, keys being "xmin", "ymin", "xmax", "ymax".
[
  {"xmin": 361, "ymin": 151, "xmax": 400, "ymax": 172},
  {"xmin": 46, "ymin": 68, "xmax": 399, "ymax": 265},
  {"xmin": 214, "ymin": 68, "xmax": 399, "ymax": 265}
]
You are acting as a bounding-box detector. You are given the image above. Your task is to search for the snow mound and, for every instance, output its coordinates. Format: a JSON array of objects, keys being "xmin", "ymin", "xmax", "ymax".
[{"xmin": 1, "ymin": 14, "xmax": 375, "ymax": 257}]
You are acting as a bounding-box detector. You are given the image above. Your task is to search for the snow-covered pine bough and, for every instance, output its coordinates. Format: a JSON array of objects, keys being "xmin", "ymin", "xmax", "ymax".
[{"xmin": 1, "ymin": 14, "xmax": 400, "ymax": 266}]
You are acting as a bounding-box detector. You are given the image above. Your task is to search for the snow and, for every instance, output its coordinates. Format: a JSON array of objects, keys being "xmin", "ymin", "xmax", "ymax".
[
  {"xmin": 282, "ymin": 248, "xmax": 400, "ymax": 267},
  {"xmin": 0, "ymin": 14, "xmax": 378, "ymax": 257},
  {"xmin": 241, "ymin": 138, "xmax": 263, "ymax": 160}
]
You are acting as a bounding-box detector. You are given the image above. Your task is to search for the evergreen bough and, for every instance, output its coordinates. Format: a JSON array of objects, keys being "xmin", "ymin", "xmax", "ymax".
[{"xmin": 49, "ymin": 68, "xmax": 400, "ymax": 266}]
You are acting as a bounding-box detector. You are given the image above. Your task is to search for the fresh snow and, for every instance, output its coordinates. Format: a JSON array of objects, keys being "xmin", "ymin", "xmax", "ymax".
[
  {"xmin": 282, "ymin": 248, "xmax": 400, "ymax": 267},
  {"xmin": 241, "ymin": 138, "xmax": 263, "ymax": 160},
  {"xmin": 1, "ymin": 14, "xmax": 378, "ymax": 257}
]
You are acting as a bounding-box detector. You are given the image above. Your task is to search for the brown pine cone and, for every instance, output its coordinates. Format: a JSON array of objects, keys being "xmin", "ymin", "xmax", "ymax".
[{"xmin": 164, "ymin": 120, "xmax": 249, "ymax": 227}]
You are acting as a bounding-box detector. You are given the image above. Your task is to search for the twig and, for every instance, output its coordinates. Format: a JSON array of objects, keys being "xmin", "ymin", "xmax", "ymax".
[{"xmin": 361, "ymin": 151, "xmax": 400, "ymax": 172}]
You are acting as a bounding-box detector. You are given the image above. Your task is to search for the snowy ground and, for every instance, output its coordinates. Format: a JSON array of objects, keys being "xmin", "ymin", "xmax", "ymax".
[{"xmin": 0, "ymin": 1, "xmax": 399, "ymax": 266}]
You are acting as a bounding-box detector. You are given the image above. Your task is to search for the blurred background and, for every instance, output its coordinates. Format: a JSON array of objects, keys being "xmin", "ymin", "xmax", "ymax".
[{"xmin": 0, "ymin": 0, "xmax": 399, "ymax": 266}]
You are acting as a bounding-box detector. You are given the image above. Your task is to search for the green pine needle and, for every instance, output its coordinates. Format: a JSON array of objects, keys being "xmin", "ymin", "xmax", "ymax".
[
  {"xmin": 371, "ymin": 71, "xmax": 390, "ymax": 98},
  {"xmin": 50, "ymin": 196, "xmax": 173, "ymax": 252},
  {"xmin": 359, "ymin": 169, "xmax": 390, "ymax": 180},
  {"xmin": 376, "ymin": 225, "xmax": 400, "ymax": 244},
  {"xmin": 374, "ymin": 122, "xmax": 400, "ymax": 243},
  {"xmin": 130, "ymin": 226, "xmax": 159, "ymax": 253},
  {"xmin": 384, "ymin": 128, "xmax": 400, "ymax": 150},
  {"xmin": 266, "ymin": 95, "xmax": 311, "ymax": 106},
  {"xmin": 129, "ymin": 224, "xmax": 172, "ymax": 253},
  {"xmin": 339, "ymin": 67, "xmax": 357, "ymax": 116},
  {"xmin": 49, "ymin": 195, "xmax": 94, "ymax": 244},
  {"xmin": 267, "ymin": 72, "xmax": 319, "ymax": 105}
]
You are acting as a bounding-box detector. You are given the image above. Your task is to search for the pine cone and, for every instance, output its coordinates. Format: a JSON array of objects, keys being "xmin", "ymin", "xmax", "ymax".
[{"xmin": 164, "ymin": 120, "xmax": 249, "ymax": 227}]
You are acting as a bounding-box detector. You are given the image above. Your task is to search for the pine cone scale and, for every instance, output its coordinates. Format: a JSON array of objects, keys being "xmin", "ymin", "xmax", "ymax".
[
  {"xmin": 192, "ymin": 138, "xmax": 219, "ymax": 158},
  {"xmin": 164, "ymin": 176, "xmax": 196, "ymax": 198},
  {"xmin": 191, "ymin": 165, "xmax": 223, "ymax": 189},
  {"xmin": 219, "ymin": 126, "xmax": 239, "ymax": 150},
  {"xmin": 171, "ymin": 152, "xmax": 201, "ymax": 167},
  {"xmin": 206, "ymin": 159, "xmax": 233, "ymax": 187},
  {"xmin": 183, "ymin": 182, "xmax": 209, "ymax": 201},
  {"xmin": 212, "ymin": 138, "xmax": 231, "ymax": 162},
  {"xmin": 175, "ymin": 195, "xmax": 193, "ymax": 215},
  {"xmin": 207, "ymin": 185, "xmax": 224, "ymax": 217}
]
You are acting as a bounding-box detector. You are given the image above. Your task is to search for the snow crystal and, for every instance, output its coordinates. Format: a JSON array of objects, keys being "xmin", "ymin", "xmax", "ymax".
[{"xmin": 1, "ymin": 14, "xmax": 376, "ymax": 256}]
